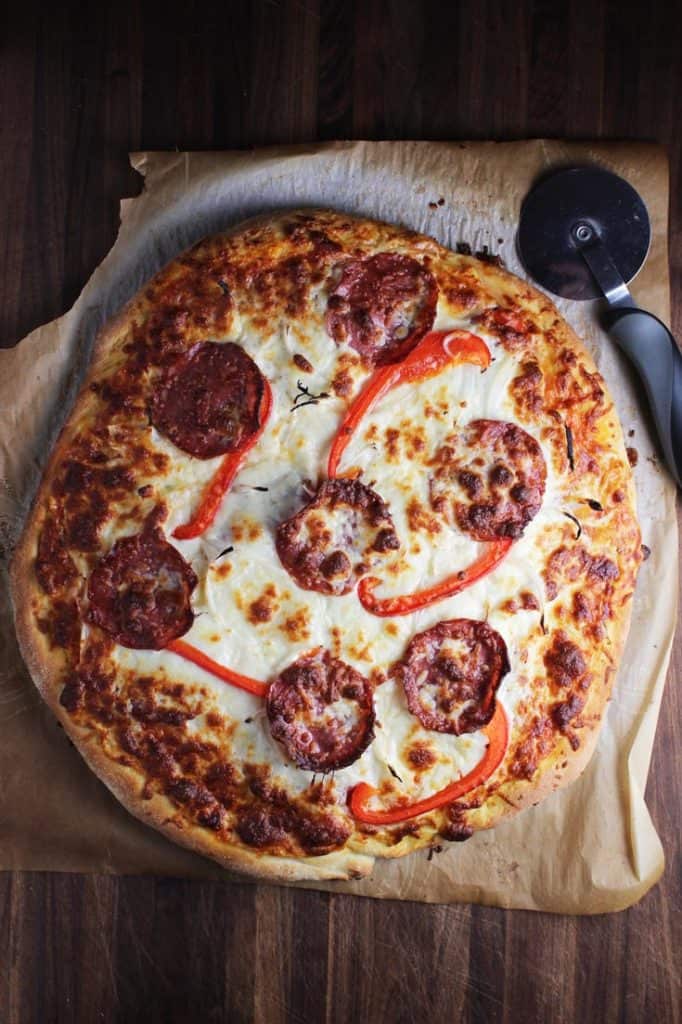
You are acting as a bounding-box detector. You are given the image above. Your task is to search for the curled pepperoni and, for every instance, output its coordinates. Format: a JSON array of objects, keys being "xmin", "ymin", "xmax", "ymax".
[
  {"xmin": 325, "ymin": 252, "xmax": 437, "ymax": 365},
  {"xmin": 275, "ymin": 479, "xmax": 400, "ymax": 596},
  {"xmin": 396, "ymin": 619, "xmax": 509, "ymax": 735},
  {"xmin": 267, "ymin": 649, "xmax": 375, "ymax": 772},
  {"xmin": 87, "ymin": 514, "xmax": 197, "ymax": 649},
  {"xmin": 151, "ymin": 341, "xmax": 264, "ymax": 458},
  {"xmin": 430, "ymin": 419, "xmax": 546, "ymax": 540}
]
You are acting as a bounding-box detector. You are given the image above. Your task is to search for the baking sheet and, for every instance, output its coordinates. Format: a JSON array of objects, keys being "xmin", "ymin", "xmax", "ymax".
[{"xmin": 0, "ymin": 140, "xmax": 676, "ymax": 912}]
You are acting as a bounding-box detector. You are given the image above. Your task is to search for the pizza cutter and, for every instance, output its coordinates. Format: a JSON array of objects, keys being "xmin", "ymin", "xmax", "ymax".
[{"xmin": 517, "ymin": 165, "xmax": 682, "ymax": 487}]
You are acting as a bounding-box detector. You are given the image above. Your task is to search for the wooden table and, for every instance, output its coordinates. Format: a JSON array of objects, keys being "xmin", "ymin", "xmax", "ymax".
[{"xmin": 2, "ymin": 3, "xmax": 680, "ymax": 1021}]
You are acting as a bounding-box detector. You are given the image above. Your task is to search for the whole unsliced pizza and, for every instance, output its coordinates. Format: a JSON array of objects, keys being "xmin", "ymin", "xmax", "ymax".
[{"xmin": 11, "ymin": 209, "xmax": 642, "ymax": 881}]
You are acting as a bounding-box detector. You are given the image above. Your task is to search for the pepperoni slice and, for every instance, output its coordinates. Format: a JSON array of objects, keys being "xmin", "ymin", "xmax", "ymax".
[
  {"xmin": 430, "ymin": 419, "xmax": 546, "ymax": 540},
  {"xmin": 275, "ymin": 479, "xmax": 400, "ymax": 596},
  {"xmin": 87, "ymin": 514, "xmax": 197, "ymax": 649},
  {"xmin": 150, "ymin": 341, "xmax": 264, "ymax": 458},
  {"xmin": 396, "ymin": 619, "xmax": 509, "ymax": 735},
  {"xmin": 267, "ymin": 649, "xmax": 375, "ymax": 772},
  {"xmin": 325, "ymin": 252, "xmax": 437, "ymax": 365}
]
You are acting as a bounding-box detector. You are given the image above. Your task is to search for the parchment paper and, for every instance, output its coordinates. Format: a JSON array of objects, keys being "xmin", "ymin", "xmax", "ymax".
[{"xmin": 0, "ymin": 141, "xmax": 676, "ymax": 913}]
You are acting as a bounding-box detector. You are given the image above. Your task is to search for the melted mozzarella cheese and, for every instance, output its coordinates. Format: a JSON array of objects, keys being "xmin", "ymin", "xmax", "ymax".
[{"xmin": 112, "ymin": 302, "xmax": 565, "ymax": 806}]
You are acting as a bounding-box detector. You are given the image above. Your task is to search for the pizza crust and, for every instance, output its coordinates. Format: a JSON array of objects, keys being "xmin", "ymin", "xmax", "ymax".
[{"xmin": 10, "ymin": 209, "xmax": 641, "ymax": 880}]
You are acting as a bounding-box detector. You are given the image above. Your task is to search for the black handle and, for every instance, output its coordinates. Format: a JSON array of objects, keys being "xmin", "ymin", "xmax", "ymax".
[{"xmin": 604, "ymin": 307, "xmax": 682, "ymax": 487}]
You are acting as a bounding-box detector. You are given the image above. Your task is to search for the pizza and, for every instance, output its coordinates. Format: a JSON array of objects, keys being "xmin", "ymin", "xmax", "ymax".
[{"xmin": 10, "ymin": 209, "xmax": 642, "ymax": 881}]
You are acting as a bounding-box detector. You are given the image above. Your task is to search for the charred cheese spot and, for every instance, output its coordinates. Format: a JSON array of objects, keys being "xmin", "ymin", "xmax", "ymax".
[
  {"xmin": 247, "ymin": 584, "xmax": 280, "ymax": 625},
  {"xmin": 399, "ymin": 421, "xmax": 427, "ymax": 459},
  {"xmin": 346, "ymin": 634, "xmax": 373, "ymax": 663},
  {"xmin": 439, "ymin": 810, "xmax": 474, "ymax": 843},
  {"xmin": 509, "ymin": 715, "xmax": 555, "ymax": 780},
  {"xmin": 510, "ymin": 360, "xmax": 544, "ymax": 417},
  {"xmin": 236, "ymin": 804, "xmax": 351, "ymax": 854},
  {"xmin": 278, "ymin": 607, "xmax": 311, "ymax": 642},
  {"xmin": 474, "ymin": 307, "xmax": 536, "ymax": 351},
  {"xmin": 406, "ymin": 742, "xmax": 437, "ymax": 772},
  {"xmin": 329, "ymin": 627, "xmax": 343, "ymax": 658},
  {"xmin": 36, "ymin": 518, "xmax": 79, "ymax": 595},
  {"xmin": 406, "ymin": 498, "xmax": 442, "ymax": 536},
  {"xmin": 231, "ymin": 518, "xmax": 263, "ymax": 543},
  {"xmin": 551, "ymin": 694, "xmax": 585, "ymax": 734},
  {"xmin": 236, "ymin": 807, "xmax": 292, "ymax": 848},
  {"xmin": 544, "ymin": 632, "xmax": 589, "ymax": 691},
  {"xmin": 443, "ymin": 282, "xmax": 479, "ymax": 311},
  {"xmin": 499, "ymin": 591, "xmax": 541, "ymax": 615},
  {"xmin": 37, "ymin": 599, "xmax": 81, "ymax": 657},
  {"xmin": 332, "ymin": 367, "xmax": 354, "ymax": 398},
  {"xmin": 543, "ymin": 545, "xmax": 618, "ymax": 640},
  {"xmin": 245, "ymin": 254, "xmax": 318, "ymax": 319},
  {"xmin": 369, "ymin": 668, "xmax": 387, "ymax": 687},
  {"xmin": 281, "ymin": 218, "xmax": 343, "ymax": 255},
  {"xmin": 423, "ymin": 403, "xmax": 441, "ymax": 419},
  {"xmin": 139, "ymin": 249, "xmax": 235, "ymax": 359},
  {"xmin": 553, "ymin": 348, "xmax": 605, "ymax": 425},
  {"xmin": 384, "ymin": 427, "xmax": 401, "ymax": 461},
  {"xmin": 330, "ymin": 351, "xmax": 364, "ymax": 400},
  {"xmin": 293, "ymin": 353, "xmax": 313, "ymax": 373}
]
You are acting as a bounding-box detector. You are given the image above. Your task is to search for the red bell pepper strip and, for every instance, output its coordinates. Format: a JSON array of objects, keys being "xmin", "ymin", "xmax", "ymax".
[
  {"xmin": 348, "ymin": 703, "xmax": 508, "ymax": 825},
  {"xmin": 357, "ymin": 537, "xmax": 512, "ymax": 617},
  {"xmin": 327, "ymin": 330, "xmax": 491, "ymax": 478},
  {"xmin": 167, "ymin": 638, "xmax": 269, "ymax": 698},
  {"xmin": 173, "ymin": 380, "xmax": 273, "ymax": 540}
]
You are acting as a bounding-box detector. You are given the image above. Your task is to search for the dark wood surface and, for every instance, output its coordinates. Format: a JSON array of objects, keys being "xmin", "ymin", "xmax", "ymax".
[{"xmin": 1, "ymin": 2, "xmax": 680, "ymax": 1021}]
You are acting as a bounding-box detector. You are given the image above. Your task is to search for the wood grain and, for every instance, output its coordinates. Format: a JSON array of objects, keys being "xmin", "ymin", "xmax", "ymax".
[{"xmin": 1, "ymin": 1, "xmax": 680, "ymax": 1021}]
